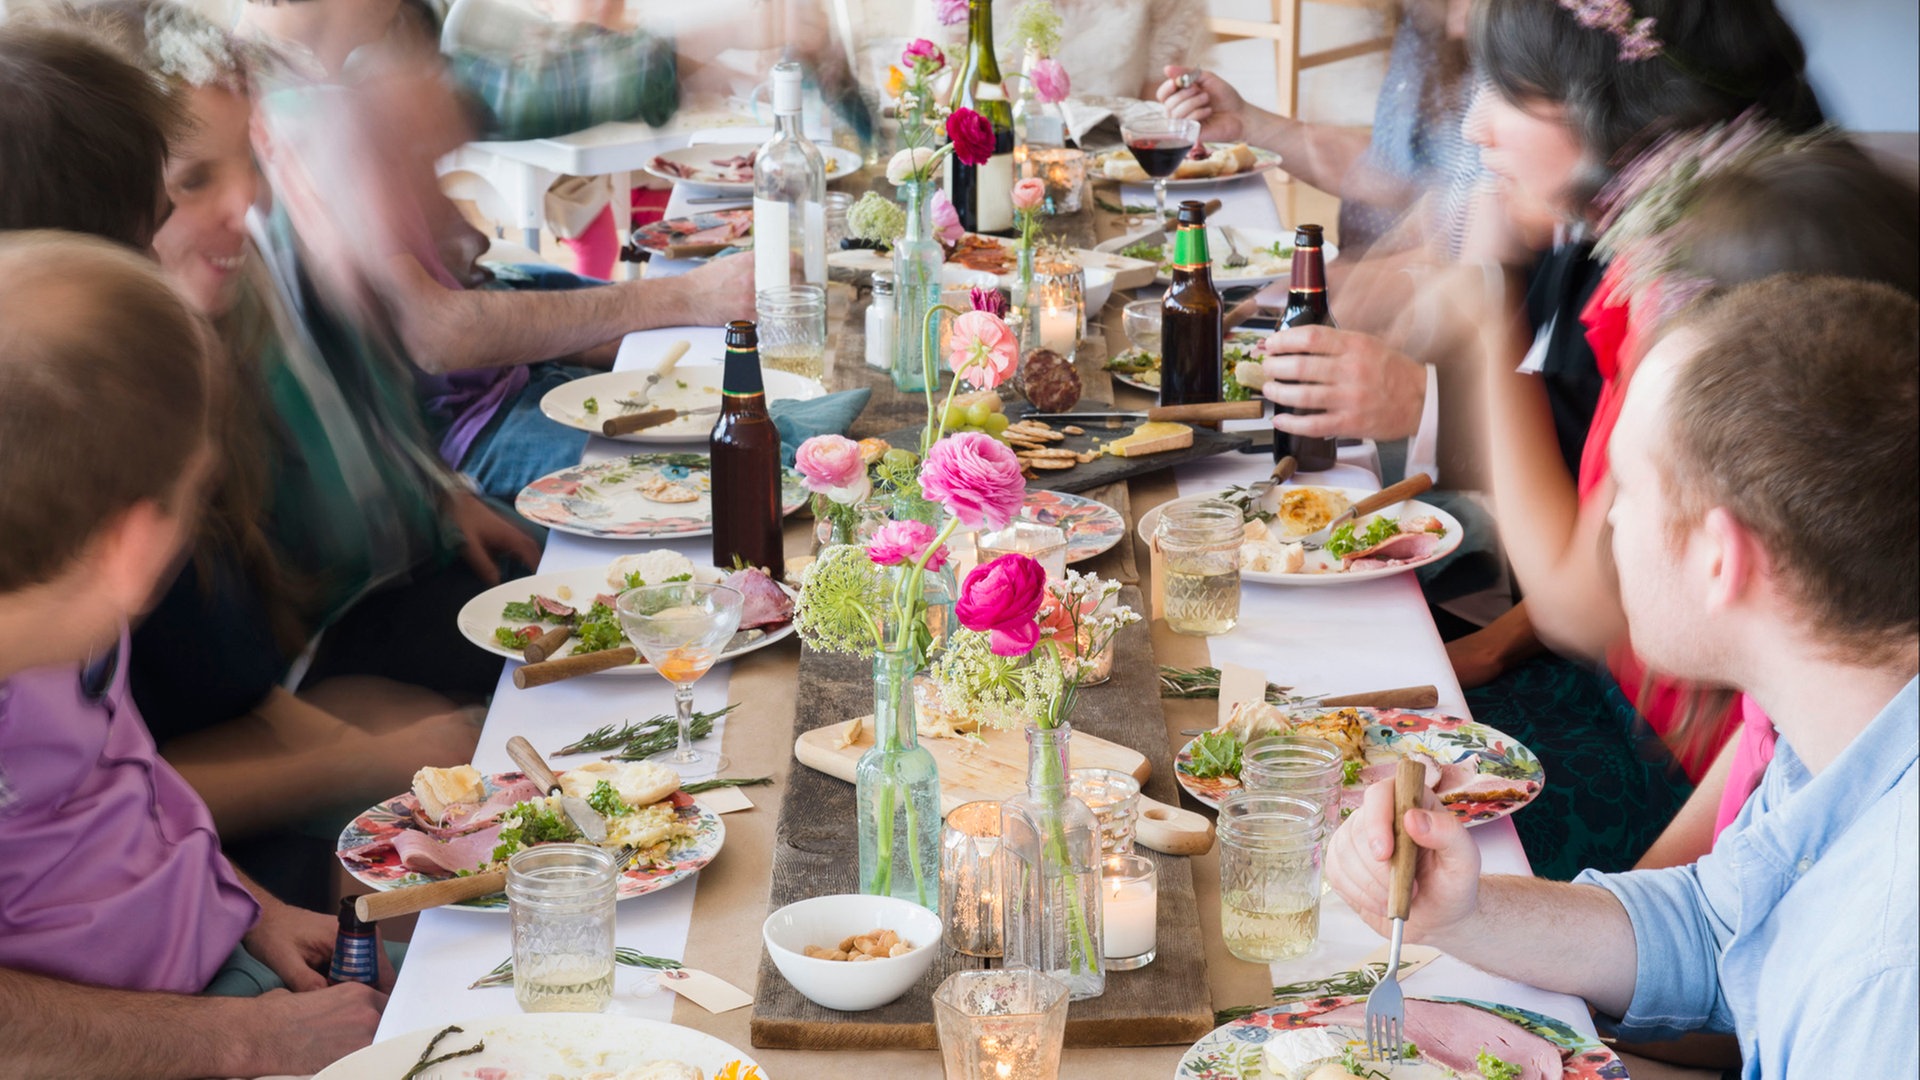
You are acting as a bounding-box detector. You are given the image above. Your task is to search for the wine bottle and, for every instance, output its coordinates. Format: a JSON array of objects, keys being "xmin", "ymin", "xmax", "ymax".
[
  {"xmin": 753, "ymin": 61, "xmax": 827, "ymax": 295},
  {"xmin": 946, "ymin": 0, "xmax": 1015, "ymax": 235},
  {"xmin": 1160, "ymin": 200, "xmax": 1223, "ymax": 406},
  {"xmin": 1274, "ymin": 224, "xmax": 1336, "ymax": 470},
  {"xmin": 710, "ymin": 321, "xmax": 785, "ymax": 575}
]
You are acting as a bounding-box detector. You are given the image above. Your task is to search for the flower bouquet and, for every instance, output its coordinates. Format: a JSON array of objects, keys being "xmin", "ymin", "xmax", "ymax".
[{"xmin": 885, "ymin": 99, "xmax": 999, "ymax": 393}]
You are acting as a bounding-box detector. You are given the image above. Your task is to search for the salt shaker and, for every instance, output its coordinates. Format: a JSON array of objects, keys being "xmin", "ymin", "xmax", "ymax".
[{"xmin": 866, "ymin": 271, "xmax": 896, "ymax": 370}]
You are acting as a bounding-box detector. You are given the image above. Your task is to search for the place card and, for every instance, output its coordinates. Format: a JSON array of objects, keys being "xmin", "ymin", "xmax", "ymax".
[
  {"xmin": 693, "ymin": 787, "xmax": 755, "ymax": 814},
  {"xmin": 1217, "ymin": 662, "xmax": 1268, "ymax": 727},
  {"xmin": 1361, "ymin": 942, "xmax": 1441, "ymax": 982},
  {"xmin": 658, "ymin": 968, "xmax": 753, "ymax": 1013}
]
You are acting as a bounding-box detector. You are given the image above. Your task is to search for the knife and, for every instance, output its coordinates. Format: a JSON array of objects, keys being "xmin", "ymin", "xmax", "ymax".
[
  {"xmin": 506, "ymin": 736, "xmax": 608, "ymax": 844},
  {"xmin": 1022, "ymin": 400, "xmax": 1265, "ymax": 424},
  {"xmin": 602, "ymin": 404, "xmax": 720, "ymax": 437}
]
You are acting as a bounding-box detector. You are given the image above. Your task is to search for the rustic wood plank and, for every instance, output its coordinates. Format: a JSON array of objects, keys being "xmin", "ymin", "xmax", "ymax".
[{"xmin": 750, "ymin": 588, "xmax": 1216, "ymax": 1051}]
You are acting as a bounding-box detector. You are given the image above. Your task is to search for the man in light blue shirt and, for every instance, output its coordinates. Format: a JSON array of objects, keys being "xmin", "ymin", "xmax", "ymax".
[{"xmin": 1326, "ymin": 275, "xmax": 1919, "ymax": 1079}]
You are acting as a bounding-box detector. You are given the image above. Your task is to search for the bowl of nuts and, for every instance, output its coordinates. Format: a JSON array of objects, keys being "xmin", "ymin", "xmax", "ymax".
[{"xmin": 762, "ymin": 894, "xmax": 943, "ymax": 1011}]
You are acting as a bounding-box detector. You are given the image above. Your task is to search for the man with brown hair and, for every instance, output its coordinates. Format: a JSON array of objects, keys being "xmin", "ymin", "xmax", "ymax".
[
  {"xmin": 0, "ymin": 233, "xmax": 386, "ymax": 1077},
  {"xmin": 0, "ymin": 21, "xmax": 178, "ymax": 247},
  {"xmin": 1328, "ymin": 274, "xmax": 1917, "ymax": 1078}
]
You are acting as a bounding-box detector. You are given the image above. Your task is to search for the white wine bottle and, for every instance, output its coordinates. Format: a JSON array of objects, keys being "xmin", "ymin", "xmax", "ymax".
[{"xmin": 753, "ymin": 61, "xmax": 827, "ymax": 294}]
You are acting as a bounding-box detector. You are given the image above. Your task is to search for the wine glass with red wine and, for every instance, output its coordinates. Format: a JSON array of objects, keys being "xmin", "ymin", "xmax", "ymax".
[{"xmin": 1120, "ymin": 110, "xmax": 1202, "ymax": 224}]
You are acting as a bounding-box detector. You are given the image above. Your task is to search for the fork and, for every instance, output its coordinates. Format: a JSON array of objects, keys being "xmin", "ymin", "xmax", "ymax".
[
  {"xmin": 1220, "ymin": 225, "xmax": 1250, "ymax": 269},
  {"xmin": 619, "ymin": 340, "xmax": 692, "ymax": 411},
  {"xmin": 1365, "ymin": 756, "xmax": 1428, "ymax": 1063}
]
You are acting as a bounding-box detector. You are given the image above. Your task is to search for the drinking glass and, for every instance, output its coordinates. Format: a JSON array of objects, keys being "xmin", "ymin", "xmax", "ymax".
[
  {"xmin": 615, "ymin": 582, "xmax": 744, "ymax": 779},
  {"xmin": 1216, "ymin": 792, "xmax": 1324, "ymax": 962},
  {"xmin": 507, "ymin": 844, "xmax": 617, "ymax": 1013},
  {"xmin": 976, "ymin": 521, "xmax": 1068, "ymax": 581},
  {"xmin": 1155, "ymin": 498, "xmax": 1244, "ymax": 636},
  {"xmin": 1119, "ymin": 108, "xmax": 1201, "ymax": 224},
  {"xmin": 1241, "ymin": 735, "xmax": 1344, "ymax": 837},
  {"xmin": 756, "ymin": 284, "xmax": 828, "ymax": 380}
]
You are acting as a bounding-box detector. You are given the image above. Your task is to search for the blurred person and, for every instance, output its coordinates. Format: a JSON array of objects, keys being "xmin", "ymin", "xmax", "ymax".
[
  {"xmin": 79, "ymin": 0, "xmax": 496, "ymax": 908},
  {"xmin": 1327, "ymin": 275, "xmax": 1919, "ymax": 1077},
  {"xmin": 0, "ymin": 230, "xmax": 388, "ymax": 1078}
]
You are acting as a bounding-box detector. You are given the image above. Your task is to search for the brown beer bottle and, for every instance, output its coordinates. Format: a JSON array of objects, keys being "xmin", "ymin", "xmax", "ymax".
[
  {"xmin": 1274, "ymin": 224, "xmax": 1336, "ymax": 470},
  {"xmin": 1160, "ymin": 200, "xmax": 1223, "ymax": 406},
  {"xmin": 710, "ymin": 321, "xmax": 785, "ymax": 576}
]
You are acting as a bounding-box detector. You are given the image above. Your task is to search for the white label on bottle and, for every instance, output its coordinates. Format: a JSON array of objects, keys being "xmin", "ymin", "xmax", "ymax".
[
  {"xmin": 753, "ymin": 197, "xmax": 791, "ymax": 294},
  {"xmin": 975, "ymin": 153, "xmax": 1015, "ymax": 233},
  {"xmin": 803, "ymin": 198, "xmax": 826, "ymax": 285}
]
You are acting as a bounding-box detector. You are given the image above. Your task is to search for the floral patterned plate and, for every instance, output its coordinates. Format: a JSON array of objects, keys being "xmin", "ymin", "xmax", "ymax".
[
  {"xmin": 315, "ymin": 1014, "xmax": 763, "ymax": 1080},
  {"xmin": 1021, "ymin": 489, "xmax": 1126, "ymax": 563},
  {"xmin": 1177, "ymin": 994, "xmax": 1625, "ymax": 1079},
  {"xmin": 1175, "ymin": 708, "xmax": 1545, "ymax": 824},
  {"xmin": 515, "ymin": 452, "xmax": 809, "ymax": 540},
  {"xmin": 335, "ymin": 774, "xmax": 724, "ymax": 911}
]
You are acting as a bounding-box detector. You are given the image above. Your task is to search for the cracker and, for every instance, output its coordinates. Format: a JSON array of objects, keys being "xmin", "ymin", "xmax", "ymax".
[
  {"xmin": 1062, "ymin": 425, "xmax": 1085, "ymax": 436},
  {"xmin": 1022, "ymin": 448, "xmax": 1078, "ymax": 460},
  {"xmin": 1026, "ymin": 458, "xmax": 1075, "ymax": 470}
]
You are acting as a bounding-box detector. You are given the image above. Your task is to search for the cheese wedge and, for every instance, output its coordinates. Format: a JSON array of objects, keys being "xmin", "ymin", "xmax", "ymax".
[
  {"xmin": 1104, "ymin": 421, "xmax": 1193, "ymax": 457},
  {"xmin": 412, "ymin": 765, "xmax": 485, "ymax": 824}
]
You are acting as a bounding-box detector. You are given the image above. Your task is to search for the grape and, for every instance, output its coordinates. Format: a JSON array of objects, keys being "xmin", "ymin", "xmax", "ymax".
[
  {"xmin": 983, "ymin": 412, "xmax": 1010, "ymax": 435},
  {"xmin": 942, "ymin": 405, "xmax": 968, "ymax": 430},
  {"xmin": 882, "ymin": 448, "xmax": 917, "ymax": 470},
  {"xmin": 964, "ymin": 402, "xmax": 993, "ymax": 427}
]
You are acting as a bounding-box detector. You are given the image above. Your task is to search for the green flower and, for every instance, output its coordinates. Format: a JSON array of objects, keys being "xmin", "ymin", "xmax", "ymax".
[
  {"xmin": 1009, "ymin": 0, "xmax": 1064, "ymax": 57},
  {"xmin": 847, "ymin": 191, "xmax": 907, "ymax": 244}
]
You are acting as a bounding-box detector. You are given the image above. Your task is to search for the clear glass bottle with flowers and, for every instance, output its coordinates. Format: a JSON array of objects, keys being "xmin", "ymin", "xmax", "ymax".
[{"xmin": 932, "ymin": 566, "xmax": 1142, "ymax": 1000}]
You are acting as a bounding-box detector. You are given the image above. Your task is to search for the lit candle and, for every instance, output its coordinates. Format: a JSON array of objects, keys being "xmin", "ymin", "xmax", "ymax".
[
  {"xmin": 1100, "ymin": 855, "xmax": 1157, "ymax": 966},
  {"xmin": 1038, "ymin": 304, "xmax": 1078, "ymax": 355}
]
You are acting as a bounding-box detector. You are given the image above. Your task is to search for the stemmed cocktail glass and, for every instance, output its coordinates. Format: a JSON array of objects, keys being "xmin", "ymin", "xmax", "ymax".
[{"xmin": 616, "ymin": 581, "xmax": 744, "ymax": 780}]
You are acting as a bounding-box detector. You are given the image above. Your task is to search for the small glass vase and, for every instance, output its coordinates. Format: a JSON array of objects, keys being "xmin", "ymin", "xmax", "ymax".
[
  {"xmin": 856, "ymin": 648, "xmax": 943, "ymax": 910},
  {"xmin": 891, "ymin": 178, "xmax": 943, "ymax": 393},
  {"xmin": 1000, "ymin": 722, "xmax": 1106, "ymax": 1001}
]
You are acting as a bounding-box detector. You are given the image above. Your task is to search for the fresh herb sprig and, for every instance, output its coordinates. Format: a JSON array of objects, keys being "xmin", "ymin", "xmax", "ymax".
[
  {"xmin": 681, "ymin": 776, "xmax": 772, "ymax": 794},
  {"xmin": 470, "ymin": 948, "xmax": 682, "ymax": 989},
  {"xmin": 1476, "ymin": 1051, "xmax": 1522, "ymax": 1080},
  {"xmin": 400, "ymin": 1025, "xmax": 484, "ymax": 1080},
  {"xmin": 1095, "ymin": 195, "xmax": 1159, "ymax": 216},
  {"xmin": 1158, "ymin": 666, "xmax": 1295, "ymax": 703},
  {"xmin": 553, "ymin": 704, "xmax": 740, "ymax": 757},
  {"xmin": 585, "ymin": 780, "xmax": 632, "ymax": 819},
  {"xmin": 1325, "ymin": 515, "xmax": 1401, "ymax": 559}
]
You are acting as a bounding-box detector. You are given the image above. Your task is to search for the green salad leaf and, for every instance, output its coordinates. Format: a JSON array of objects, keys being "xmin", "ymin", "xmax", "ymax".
[
  {"xmin": 1187, "ymin": 731, "xmax": 1243, "ymax": 778},
  {"xmin": 1324, "ymin": 515, "xmax": 1402, "ymax": 559},
  {"xmin": 1342, "ymin": 759, "xmax": 1364, "ymax": 785},
  {"xmin": 500, "ymin": 597, "xmax": 546, "ymax": 623},
  {"xmin": 1119, "ymin": 239, "xmax": 1166, "ymax": 262},
  {"xmin": 1476, "ymin": 1051, "xmax": 1522, "ymax": 1080},
  {"xmin": 571, "ymin": 601, "xmax": 626, "ymax": 654},
  {"xmin": 585, "ymin": 780, "xmax": 631, "ymax": 818},
  {"xmin": 489, "ymin": 800, "xmax": 580, "ymax": 864},
  {"xmin": 493, "ymin": 626, "xmax": 536, "ymax": 649},
  {"xmin": 582, "ymin": 396, "xmax": 599, "ymax": 414}
]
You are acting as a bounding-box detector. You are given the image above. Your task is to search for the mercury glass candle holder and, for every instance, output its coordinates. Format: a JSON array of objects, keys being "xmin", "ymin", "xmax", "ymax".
[
  {"xmin": 932, "ymin": 969, "xmax": 1070, "ymax": 1080},
  {"xmin": 940, "ymin": 800, "xmax": 1005, "ymax": 957},
  {"xmin": 1027, "ymin": 146, "xmax": 1088, "ymax": 214}
]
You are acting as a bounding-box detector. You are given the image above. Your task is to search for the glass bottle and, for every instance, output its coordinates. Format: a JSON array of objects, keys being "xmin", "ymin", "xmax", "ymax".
[
  {"xmin": 1275, "ymin": 224, "xmax": 1337, "ymax": 469},
  {"xmin": 891, "ymin": 178, "xmax": 943, "ymax": 392},
  {"xmin": 327, "ymin": 897, "xmax": 378, "ymax": 985},
  {"xmin": 856, "ymin": 645, "xmax": 943, "ymax": 910},
  {"xmin": 506, "ymin": 843, "xmax": 618, "ymax": 1013},
  {"xmin": 1160, "ymin": 200, "xmax": 1223, "ymax": 406},
  {"xmin": 1013, "ymin": 47, "xmax": 1066, "ymax": 182},
  {"xmin": 946, "ymin": 0, "xmax": 1016, "ymax": 235},
  {"xmin": 1000, "ymin": 723, "xmax": 1106, "ymax": 1001},
  {"xmin": 753, "ymin": 61, "xmax": 827, "ymax": 295},
  {"xmin": 710, "ymin": 321, "xmax": 785, "ymax": 575}
]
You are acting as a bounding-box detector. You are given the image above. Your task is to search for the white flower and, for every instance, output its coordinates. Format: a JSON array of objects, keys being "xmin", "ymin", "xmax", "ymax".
[{"xmin": 887, "ymin": 146, "xmax": 938, "ymax": 185}]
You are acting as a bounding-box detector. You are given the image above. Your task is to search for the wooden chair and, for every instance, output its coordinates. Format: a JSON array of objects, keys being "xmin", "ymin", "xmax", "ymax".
[{"xmin": 1209, "ymin": 0, "xmax": 1396, "ymax": 118}]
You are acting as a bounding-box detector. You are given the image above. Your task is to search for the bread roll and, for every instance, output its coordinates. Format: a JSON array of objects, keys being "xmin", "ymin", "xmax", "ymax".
[
  {"xmin": 412, "ymin": 765, "xmax": 485, "ymax": 824},
  {"xmin": 558, "ymin": 760, "xmax": 681, "ymax": 808},
  {"xmin": 1102, "ymin": 156, "xmax": 1149, "ymax": 183}
]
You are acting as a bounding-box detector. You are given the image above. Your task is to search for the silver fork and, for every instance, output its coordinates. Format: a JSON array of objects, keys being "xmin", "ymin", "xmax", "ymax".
[
  {"xmin": 622, "ymin": 340, "xmax": 691, "ymax": 411},
  {"xmin": 1220, "ymin": 225, "xmax": 1250, "ymax": 269},
  {"xmin": 1365, "ymin": 756, "xmax": 1428, "ymax": 1063}
]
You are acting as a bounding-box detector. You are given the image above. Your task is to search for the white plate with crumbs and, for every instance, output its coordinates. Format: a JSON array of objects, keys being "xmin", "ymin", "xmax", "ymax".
[{"xmin": 315, "ymin": 1014, "xmax": 765, "ymax": 1079}]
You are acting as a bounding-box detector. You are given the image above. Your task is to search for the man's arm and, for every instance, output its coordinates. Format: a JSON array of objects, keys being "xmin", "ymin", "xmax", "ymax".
[{"xmin": 0, "ymin": 966, "xmax": 382, "ymax": 1080}]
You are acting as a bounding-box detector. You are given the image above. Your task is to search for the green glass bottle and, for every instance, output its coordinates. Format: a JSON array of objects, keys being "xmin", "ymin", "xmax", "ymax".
[{"xmin": 946, "ymin": 0, "xmax": 1016, "ymax": 235}]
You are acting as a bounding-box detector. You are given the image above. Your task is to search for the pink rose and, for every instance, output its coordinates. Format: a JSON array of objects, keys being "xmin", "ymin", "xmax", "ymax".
[
  {"xmin": 969, "ymin": 285, "xmax": 1008, "ymax": 317},
  {"xmin": 867, "ymin": 519, "xmax": 950, "ymax": 572},
  {"xmin": 919, "ymin": 431, "xmax": 1027, "ymax": 530},
  {"xmin": 934, "ymin": 0, "xmax": 968, "ymax": 25},
  {"xmin": 947, "ymin": 309, "xmax": 1018, "ymax": 389},
  {"xmin": 930, "ymin": 188, "xmax": 965, "ymax": 244},
  {"xmin": 945, "ymin": 107, "xmax": 996, "ymax": 167},
  {"xmin": 902, "ymin": 38, "xmax": 945, "ymax": 73},
  {"xmin": 1011, "ymin": 177, "xmax": 1047, "ymax": 213},
  {"xmin": 794, "ymin": 434, "xmax": 871, "ymax": 505},
  {"xmin": 957, "ymin": 553, "xmax": 1048, "ymax": 656},
  {"xmin": 1029, "ymin": 57, "xmax": 1070, "ymax": 104}
]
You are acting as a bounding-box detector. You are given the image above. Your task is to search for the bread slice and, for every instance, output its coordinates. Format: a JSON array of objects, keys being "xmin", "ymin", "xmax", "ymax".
[
  {"xmin": 558, "ymin": 760, "xmax": 681, "ymax": 808},
  {"xmin": 412, "ymin": 765, "xmax": 485, "ymax": 824}
]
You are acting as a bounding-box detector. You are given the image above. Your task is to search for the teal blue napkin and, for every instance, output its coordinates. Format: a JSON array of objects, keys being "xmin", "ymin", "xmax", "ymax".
[{"xmin": 769, "ymin": 388, "xmax": 871, "ymax": 467}]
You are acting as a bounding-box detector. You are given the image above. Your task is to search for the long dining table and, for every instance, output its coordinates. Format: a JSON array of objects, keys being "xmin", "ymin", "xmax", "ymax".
[{"xmin": 374, "ymin": 143, "xmax": 1599, "ymax": 1077}]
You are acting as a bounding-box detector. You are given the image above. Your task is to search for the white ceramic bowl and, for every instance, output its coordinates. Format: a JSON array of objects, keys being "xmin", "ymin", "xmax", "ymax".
[
  {"xmin": 1083, "ymin": 265, "xmax": 1117, "ymax": 313},
  {"xmin": 762, "ymin": 894, "xmax": 943, "ymax": 1011}
]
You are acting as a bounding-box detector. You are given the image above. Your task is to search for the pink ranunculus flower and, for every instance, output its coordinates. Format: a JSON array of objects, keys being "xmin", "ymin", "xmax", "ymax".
[
  {"xmin": 1029, "ymin": 57, "xmax": 1070, "ymax": 104},
  {"xmin": 1011, "ymin": 177, "xmax": 1047, "ymax": 213},
  {"xmin": 947, "ymin": 309, "xmax": 1018, "ymax": 388},
  {"xmin": 930, "ymin": 188, "xmax": 965, "ymax": 244},
  {"xmin": 794, "ymin": 434, "xmax": 870, "ymax": 505},
  {"xmin": 969, "ymin": 285, "xmax": 1008, "ymax": 317},
  {"xmin": 867, "ymin": 519, "xmax": 950, "ymax": 572},
  {"xmin": 919, "ymin": 431, "xmax": 1027, "ymax": 531},
  {"xmin": 945, "ymin": 107, "xmax": 996, "ymax": 167},
  {"xmin": 934, "ymin": 0, "xmax": 968, "ymax": 24},
  {"xmin": 957, "ymin": 553, "xmax": 1048, "ymax": 656},
  {"xmin": 902, "ymin": 38, "xmax": 945, "ymax": 72}
]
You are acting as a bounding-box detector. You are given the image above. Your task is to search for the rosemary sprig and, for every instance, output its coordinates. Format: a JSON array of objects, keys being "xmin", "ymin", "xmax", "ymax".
[
  {"xmin": 401, "ymin": 1025, "xmax": 484, "ymax": 1079},
  {"xmin": 1094, "ymin": 194, "xmax": 1158, "ymax": 216},
  {"xmin": 470, "ymin": 948, "xmax": 683, "ymax": 989},
  {"xmin": 553, "ymin": 704, "xmax": 739, "ymax": 757},
  {"xmin": 1158, "ymin": 666, "xmax": 1296, "ymax": 704},
  {"xmin": 681, "ymin": 776, "xmax": 773, "ymax": 794}
]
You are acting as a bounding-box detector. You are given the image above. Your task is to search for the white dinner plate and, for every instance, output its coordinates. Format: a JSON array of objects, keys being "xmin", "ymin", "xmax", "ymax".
[
  {"xmin": 1137, "ymin": 485, "xmax": 1464, "ymax": 586},
  {"xmin": 540, "ymin": 361, "xmax": 825, "ymax": 443},
  {"xmin": 1091, "ymin": 142, "xmax": 1284, "ymax": 188},
  {"xmin": 643, "ymin": 141, "xmax": 862, "ymax": 192},
  {"xmin": 315, "ymin": 1013, "xmax": 764, "ymax": 1079},
  {"xmin": 1130, "ymin": 227, "xmax": 1340, "ymax": 288}
]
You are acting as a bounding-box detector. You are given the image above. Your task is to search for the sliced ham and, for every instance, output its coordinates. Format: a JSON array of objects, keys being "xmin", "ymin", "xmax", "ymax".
[
  {"xmin": 535, "ymin": 595, "xmax": 576, "ymax": 618},
  {"xmin": 681, "ymin": 219, "xmax": 751, "ymax": 245},
  {"xmin": 342, "ymin": 822, "xmax": 505, "ymax": 876},
  {"xmin": 1438, "ymin": 773, "xmax": 1538, "ymax": 805},
  {"xmin": 1315, "ymin": 1000, "xmax": 1564, "ymax": 1080},
  {"xmin": 649, "ymin": 155, "xmax": 697, "ymax": 178},
  {"xmin": 411, "ymin": 777, "xmax": 543, "ymax": 837},
  {"xmin": 1340, "ymin": 529, "xmax": 1442, "ymax": 569},
  {"xmin": 723, "ymin": 567, "xmax": 794, "ymax": 630}
]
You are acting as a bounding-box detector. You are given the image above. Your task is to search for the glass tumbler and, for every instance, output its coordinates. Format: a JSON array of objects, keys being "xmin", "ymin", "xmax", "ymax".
[
  {"xmin": 1241, "ymin": 734, "xmax": 1345, "ymax": 835},
  {"xmin": 506, "ymin": 843, "xmax": 618, "ymax": 1013},
  {"xmin": 932, "ymin": 969, "xmax": 1070, "ymax": 1080},
  {"xmin": 941, "ymin": 800, "xmax": 1004, "ymax": 957},
  {"xmin": 1215, "ymin": 793, "xmax": 1325, "ymax": 963},
  {"xmin": 1155, "ymin": 498, "xmax": 1244, "ymax": 636},
  {"xmin": 1068, "ymin": 768, "xmax": 1141, "ymax": 856},
  {"xmin": 756, "ymin": 284, "xmax": 828, "ymax": 380}
]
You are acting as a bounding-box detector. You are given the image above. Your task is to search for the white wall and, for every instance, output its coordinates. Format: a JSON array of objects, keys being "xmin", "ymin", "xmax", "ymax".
[{"xmin": 1778, "ymin": 0, "xmax": 1919, "ymax": 132}]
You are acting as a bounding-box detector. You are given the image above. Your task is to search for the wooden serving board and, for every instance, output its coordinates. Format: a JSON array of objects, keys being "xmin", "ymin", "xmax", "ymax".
[{"xmin": 751, "ymin": 590, "xmax": 1216, "ymax": 1052}]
